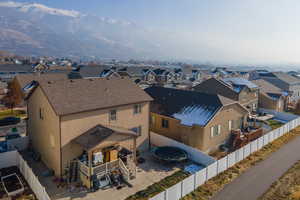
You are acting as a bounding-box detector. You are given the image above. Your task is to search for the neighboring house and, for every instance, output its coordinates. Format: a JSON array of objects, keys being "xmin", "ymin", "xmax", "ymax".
[
  {"xmin": 193, "ymin": 77, "xmax": 259, "ymax": 113},
  {"xmin": 145, "ymin": 86, "xmax": 249, "ymax": 153},
  {"xmin": 142, "ymin": 69, "xmax": 157, "ymax": 82},
  {"xmin": 182, "ymin": 68, "xmax": 203, "ymax": 81},
  {"xmin": 252, "ymin": 79, "xmax": 288, "ymax": 112},
  {"xmin": 173, "ymin": 68, "xmax": 184, "ymax": 81},
  {"xmin": 32, "ymin": 63, "xmax": 49, "ymax": 72},
  {"xmin": 287, "ymin": 71, "xmax": 300, "ymax": 79},
  {"xmin": 191, "ymin": 70, "xmax": 202, "ymax": 81},
  {"xmin": 248, "ymin": 70, "xmax": 269, "ymax": 81},
  {"xmin": 10, "ymin": 73, "xmax": 69, "ymax": 106},
  {"xmin": 26, "ymin": 78, "xmax": 152, "ymax": 178},
  {"xmin": 258, "ymin": 72, "xmax": 300, "ymax": 104},
  {"xmin": 211, "ymin": 67, "xmax": 230, "ymax": 78},
  {"xmin": 165, "ymin": 71, "xmax": 176, "ymax": 83},
  {"xmin": 99, "ymin": 68, "xmax": 121, "ymax": 78}
]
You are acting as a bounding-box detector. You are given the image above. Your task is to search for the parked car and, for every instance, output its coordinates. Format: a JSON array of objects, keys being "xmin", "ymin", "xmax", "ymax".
[{"xmin": 0, "ymin": 117, "xmax": 21, "ymax": 127}]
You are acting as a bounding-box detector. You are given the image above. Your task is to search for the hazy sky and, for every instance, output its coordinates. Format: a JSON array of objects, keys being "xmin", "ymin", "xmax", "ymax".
[{"xmin": 10, "ymin": 0, "xmax": 300, "ymax": 64}]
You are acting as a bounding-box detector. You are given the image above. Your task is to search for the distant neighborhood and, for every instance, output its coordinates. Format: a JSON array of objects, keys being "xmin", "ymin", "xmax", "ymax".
[{"xmin": 1, "ymin": 53, "xmax": 300, "ymax": 200}]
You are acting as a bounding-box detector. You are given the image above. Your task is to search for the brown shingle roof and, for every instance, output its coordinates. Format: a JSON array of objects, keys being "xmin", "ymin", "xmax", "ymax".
[
  {"xmin": 15, "ymin": 73, "xmax": 68, "ymax": 89},
  {"xmin": 252, "ymin": 79, "xmax": 283, "ymax": 94},
  {"xmin": 38, "ymin": 77, "xmax": 153, "ymax": 116}
]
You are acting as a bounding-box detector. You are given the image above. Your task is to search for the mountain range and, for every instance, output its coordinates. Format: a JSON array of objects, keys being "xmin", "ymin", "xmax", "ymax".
[{"xmin": 0, "ymin": 1, "xmax": 165, "ymax": 60}]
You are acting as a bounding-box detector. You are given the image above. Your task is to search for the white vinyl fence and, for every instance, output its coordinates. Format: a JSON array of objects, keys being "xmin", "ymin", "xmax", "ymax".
[
  {"xmin": 149, "ymin": 117, "xmax": 300, "ymax": 200},
  {"xmin": 0, "ymin": 150, "xmax": 51, "ymax": 200}
]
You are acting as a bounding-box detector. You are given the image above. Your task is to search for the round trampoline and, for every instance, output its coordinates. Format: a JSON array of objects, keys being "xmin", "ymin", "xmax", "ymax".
[{"xmin": 153, "ymin": 146, "xmax": 188, "ymax": 162}]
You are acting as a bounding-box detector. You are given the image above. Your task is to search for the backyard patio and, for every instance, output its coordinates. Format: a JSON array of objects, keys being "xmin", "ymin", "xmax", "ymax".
[{"xmin": 21, "ymin": 149, "xmax": 195, "ymax": 200}]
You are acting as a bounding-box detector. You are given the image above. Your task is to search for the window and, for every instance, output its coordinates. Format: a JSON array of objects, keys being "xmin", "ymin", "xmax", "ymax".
[
  {"xmin": 228, "ymin": 120, "xmax": 233, "ymax": 131},
  {"xmin": 210, "ymin": 125, "xmax": 221, "ymax": 138},
  {"xmin": 132, "ymin": 126, "xmax": 142, "ymax": 136},
  {"xmin": 133, "ymin": 104, "xmax": 142, "ymax": 114},
  {"xmin": 39, "ymin": 108, "xmax": 44, "ymax": 120},
  {"xmin": 161, "ymin": 119, "xmax": 169, "ymax": 128},
  {"xmin": 109, "ymin": 109, "xmax": 117, "ymax": 121}
]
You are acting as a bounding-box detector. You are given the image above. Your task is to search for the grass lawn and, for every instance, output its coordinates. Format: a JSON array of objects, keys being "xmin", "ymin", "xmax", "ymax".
[
  {"xmin": 181, "ymin": 126, "xmax": 300, "ymax": 200},
  {"xmin": 259, "ymin": 160, "xmax": 300, "ymax": 200},
  {"xmin": 125, "ymin": 170, "xmax": 190, "ymax": 200},
  {"xmin": 0, "ymin": 109, "xmax": 27, "ymax": 119},
  {"xmin": 267, "ymin": 119, "xmax": 284, "ymax": 130}
]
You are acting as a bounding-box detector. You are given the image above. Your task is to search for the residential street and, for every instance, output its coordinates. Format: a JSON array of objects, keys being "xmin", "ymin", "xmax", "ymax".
[{"xmin": 211, "ymin": 135, "xmax": 300, "ymax": 200}]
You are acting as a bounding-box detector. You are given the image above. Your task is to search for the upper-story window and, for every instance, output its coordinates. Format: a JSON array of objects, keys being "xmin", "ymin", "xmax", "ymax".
[
  {"xmin": 161, "ymin": 118, "xmax": 169, "ymax": 129},
  {"xmin": 109, "ymin": 109, "xmax": 117, "ymax": 121},
  {"xmin": 133, "ymin": 104, "xmax": 142, "ymax": 114}
]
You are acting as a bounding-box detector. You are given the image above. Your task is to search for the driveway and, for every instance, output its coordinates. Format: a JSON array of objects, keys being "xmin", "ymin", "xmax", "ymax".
[{"xmin": 211, "ymin": 135, "xmax": 300, "ymax": 200}]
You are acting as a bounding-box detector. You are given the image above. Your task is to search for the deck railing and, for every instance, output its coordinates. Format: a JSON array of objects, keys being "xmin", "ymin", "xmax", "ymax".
[
  {"xmin": 78, "ymin": 160, "xmax": 90, "ymax": 176},
  {"xmin": 119, "ymin": 159, "xmax": 130, "ymax": 181}
]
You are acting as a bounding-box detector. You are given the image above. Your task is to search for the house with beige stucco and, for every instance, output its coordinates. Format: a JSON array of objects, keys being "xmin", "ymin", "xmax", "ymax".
[
  {"xmin": 193, "ymin": 77, "xmax": 259, "ymax": 113},
  {"xmin": 145, "ymin": 86, "xmax": 249, "ymax": 153},
  {"xmin": 26, "ymin": 77, "xmax": 152, "ymax": 188}
]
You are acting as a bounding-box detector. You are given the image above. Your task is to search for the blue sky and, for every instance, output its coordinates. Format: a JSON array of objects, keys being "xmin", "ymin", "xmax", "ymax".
[{"xmin": 9, "ymin": 0, "xmax": 300, "ymax": 64}]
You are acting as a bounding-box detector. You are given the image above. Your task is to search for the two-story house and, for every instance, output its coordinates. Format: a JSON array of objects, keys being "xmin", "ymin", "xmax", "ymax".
[
  {"xmin": 145, "ymin": 86, "xmax": 249, "ymax": 153},
  {"xmin": 26, "ymin": 78, "xmax": 152, "ymax": 179},
  {"xmin": 259, "ymin": 72, "xmax": 300, "ymax": 104},
  {"xmin": 252, "ymin": 79, "xmax": 288, "ymax": 112},
  {"xmin": 193, "ymin": 78, "xmax": 259, "ymax": 113}
]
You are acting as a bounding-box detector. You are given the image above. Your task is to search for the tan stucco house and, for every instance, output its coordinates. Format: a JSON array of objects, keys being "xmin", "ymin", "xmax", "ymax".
[
  {"xmin": 252, "ymin": 79, "xmax": 288, "ymax": 112},
  {"xmin": 193, "ymin": 77, "xmax": 259, "ymax": 113},
  {"xmin": 26, "ymin": 78, "xmax": 152, "ymax": 179},
  {"xmin": 145, "ymin": 86, "xmax": 249, "ymax": 153}
]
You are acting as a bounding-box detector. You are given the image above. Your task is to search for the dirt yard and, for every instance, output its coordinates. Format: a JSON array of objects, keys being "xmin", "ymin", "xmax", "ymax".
[{"xmin": 259, "ymin": 160, "xmax": 300, "ymax": 200}]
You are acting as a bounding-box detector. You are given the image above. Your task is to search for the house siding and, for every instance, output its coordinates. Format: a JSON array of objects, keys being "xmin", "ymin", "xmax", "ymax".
[
  {"xmin": 258, "ymin": 93, "xmax": 284, "ymax": 112},
  {"xmin": 27, "ymin": 87, "xmax": 61, "ymax": 176},
  {"xmin": 150, "ymin": 103, "xmax": 248, "ymax": 153},
  {"xmin": 60, "ymin": 102, "xmax": 150, "ymax": 171}
]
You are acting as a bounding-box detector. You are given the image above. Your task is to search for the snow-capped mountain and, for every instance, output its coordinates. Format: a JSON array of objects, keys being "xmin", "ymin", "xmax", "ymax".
[{"xmin": 0, "ymin": 1, "xmax": 162, "ymax": 59}]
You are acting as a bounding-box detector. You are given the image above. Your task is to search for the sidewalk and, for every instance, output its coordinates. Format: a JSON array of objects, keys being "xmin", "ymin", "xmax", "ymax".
[{"xmin": 211, "ymin": 135, "xmax": 300, "ymax": 200}]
